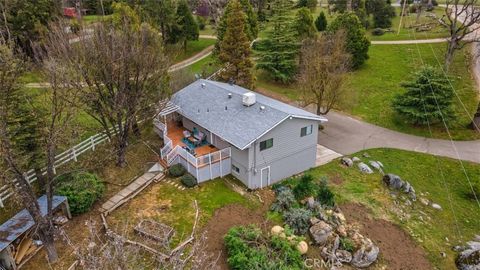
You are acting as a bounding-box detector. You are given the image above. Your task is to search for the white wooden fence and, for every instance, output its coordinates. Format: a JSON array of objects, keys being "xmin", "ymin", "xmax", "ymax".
[{"xmin": 0, "ymin": 127, "xmax": 116, "ymax": 208}]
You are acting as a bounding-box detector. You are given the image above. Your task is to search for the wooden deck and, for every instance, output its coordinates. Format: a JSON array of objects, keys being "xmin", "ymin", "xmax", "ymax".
[{"xmin": 166, "ymin": 121, "xmax": 218, "ymax": 156}]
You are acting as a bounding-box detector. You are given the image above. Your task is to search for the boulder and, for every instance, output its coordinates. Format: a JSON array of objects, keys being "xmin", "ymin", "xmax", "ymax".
[
  {"xmin": 358, "ymin": 162, "xmax": 373, "ymax": 174},
  {"xmin": 336, "ymin": 249, "xmax": 353, "ymax": 263},
  {"xmin": 363, "ymin": 153, "xmax": 371, "ymax": 158},
  {"xmin": 305, "ymin": 196, "xmax": 315, "ymax": 209},
  {"xmin": 310, "ymin": 217, "xmax": 321, "ymax": 225},
  {"xmin": 456, "ymin": 238, "xmax": 480, "ymax": 270},
  {"xmin": 369, "ymin": 161, "xmax": 383, "ymax": 171},
  {"xmin": 431, "ymin": 203, "xmax": 442, "ymax": 210},
  {"xmin": 351, "ymin": 238, "xmax": 380, "ymax": 268},
  {"xmin": 337, "ymin": 225, "xmax": 347, "ymax": 237},
  {"xmin": 341, "ymin": 157, "xmax": 354, "ymax": 167},
  {"xmin": 352, "ymin": 157, "xmax": 361, "ymax": 162},
  {"xmin": 383, "ymin": 174, "xmax": 404, "ymax": 190},
  {"xmin": 309, "ymin": 221, "xmax": 333, "ymax": 246},
  {"xmin": 297, "ymin": 241, "xmax": 309, "ymax": 255},
  {"xmin": 271, "ymin": 226, "xmax": 284, "ymax": 236},
  {"xmin": 333, "ymin": 212, "xmax": 346, "ymax": 225},
  {"xmin": 419, "ymin": 197, "xmax": 430, "ymax": 206}
]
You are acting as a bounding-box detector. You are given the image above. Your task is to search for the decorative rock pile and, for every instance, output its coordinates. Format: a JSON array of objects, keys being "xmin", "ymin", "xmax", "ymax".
[
  {"xmin": 455, "ymin": 235, "xmax": 480, "ymax": 270},
  {"xmin": 383, "ymin": 174, "xmax": 417, "ymax": 201},
  {"xmin": 307, "ymin": 204, "xmax": 380, "ymax": 268},
  {"xmin": 340, "ymin": 155, "xmax": 383, "ymax": 175}
]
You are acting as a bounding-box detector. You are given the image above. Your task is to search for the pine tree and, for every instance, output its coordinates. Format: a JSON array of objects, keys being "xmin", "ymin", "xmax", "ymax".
[
  {"xmin": 327, "ymin": 12, "xmax": 370, "ymax": 69},
  {"xmin": 315, "ymin": 11, "xmax": 328, "ymax": 31},
  {"xmin": 393, "ymin": 66, "xmax": 455, "ymax": 125},
  {"xmin": 218, "ymin": 0, "xmax": 255, "ymax": 89},
  {"xmin": 168, "ymin": 0, "xmax": 199, "ymax": 51},
  {"xmin": 214, "ymin": 0, "xmax": 258, "ymax": 54},
  {"xmin": 294, "ymin": 8, "xmax": 316, "ymax": 40},
  {"xmin": 255, "ymin": 0, "xmax": 299, "ymax": 83}
]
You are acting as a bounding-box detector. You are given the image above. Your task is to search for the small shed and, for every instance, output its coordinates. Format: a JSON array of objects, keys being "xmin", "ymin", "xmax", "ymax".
[{"xmin": 0, "ymin": 195, "xmax": 71, "ymax": 270}]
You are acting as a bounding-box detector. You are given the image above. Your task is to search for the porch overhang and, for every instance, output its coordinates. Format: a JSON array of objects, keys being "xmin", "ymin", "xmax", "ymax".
[{"xmin": 157, "ymin": 100, "xmax": 180, "ymax": 118}]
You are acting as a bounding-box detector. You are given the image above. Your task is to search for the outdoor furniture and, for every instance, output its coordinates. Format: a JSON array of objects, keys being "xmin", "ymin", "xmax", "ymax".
[
  {"xmin": 194, "ymin": 131, "xmax": 206, "ymax": 143},
  {"xmin": 183, "ymin": 130, "xmax": 191, "ymax": 139}
]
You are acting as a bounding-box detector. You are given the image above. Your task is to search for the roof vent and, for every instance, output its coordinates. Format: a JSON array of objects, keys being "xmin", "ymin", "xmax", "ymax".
[
  {"xmin": 228, "ymin": 93, "xmax": 232, "ymax": 99},
  {"xmin": 260, "ymin": 105, "xmax": 265, "ymax": 111},
  {"xmin": 201, "ymin": 83, "xmax": 206, "ymax": 89},
  {"xmin": 242, "ymin": 92, "xmax": 256, "ymax": 107}
]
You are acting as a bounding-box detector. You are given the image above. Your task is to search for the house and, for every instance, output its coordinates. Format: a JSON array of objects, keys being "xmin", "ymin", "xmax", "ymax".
[{"xmin": 155, "ymin": 79, "xmax": 327, "ymax": 189}]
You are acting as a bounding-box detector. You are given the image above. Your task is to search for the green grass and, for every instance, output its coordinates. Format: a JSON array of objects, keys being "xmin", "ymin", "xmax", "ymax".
[
  {"xmin": 256, "ymin": 43, "xmax": 480, "ymax": 140},
  {"xmin": 173, "ymin": 38, "xmax": 216, "ymax": 63},
  {"xmin": 80, "ymin": 15, "xmax": 110, "ymax": 24},
  {"xmin": 199, "ymin": 24, "xmax": 216, "ymax": 36},
  {"xmin": 367, "ymin": 7, "xmax": 450, "ymax": 41},
  {"xmin": 307, "ymin": 148, "xmax": 480, "ymax": 269},
  {"xmin": 186, "ymin": 54, "xmax": 220, "ymax": 76}
]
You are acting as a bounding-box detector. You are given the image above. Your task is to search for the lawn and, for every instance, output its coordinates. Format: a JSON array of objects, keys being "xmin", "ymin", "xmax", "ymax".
[
  {"xmin": 173, "ymin": 38, "xmax": 216, "ymax": 63},
  {"xmin": 256, "ymin": 43, "xmax": 480, "ymax": 140},
  {"xmin": 367, "ymin": 7, "xmax": 450, "ymax": 41},
  {"xmin": 307, "ymin": 148, "xmax": 480, "ymax": 269}
]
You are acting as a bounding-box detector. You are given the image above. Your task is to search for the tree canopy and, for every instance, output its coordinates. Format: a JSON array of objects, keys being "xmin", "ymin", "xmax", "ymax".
[
  {"xmin": 294, "ymin": 8, "xmax": 317, "ymax": 40},
  {"xmin": 168, "ymin": 0, "xmax": 199, "ymax": 50},
  {"xmin": 315, "ymin": 11, "xmax": 328, "ymax": 31},
  {"xmin": 327, "ymin": 12, "xmax": 370, "ymax": 69}
]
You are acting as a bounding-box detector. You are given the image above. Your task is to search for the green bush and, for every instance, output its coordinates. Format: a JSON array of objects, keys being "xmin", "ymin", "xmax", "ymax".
[
  {"xmin": 196, "ymin": 15, "xmax": 206, "ymax": 30},
  {"xmin": 340, "ymin": 237, "xmax": 355, "ymax": 252},
  {"xmin": 283, "ymin": 207, "xmax": 312, "ymax": 235},
  {"xmin": 181, "ymin": 173, "xmax": 197, "ymax": 188},
  {"xmin": 168, "ymin": 164, "xmax": 186, "ymax": 177},
  {"xmin": 317, "ymin": 177, "xmax": 335, "ymax": 207},
  {"xmin": 271, "ymin": 188, "xmax": 297, "ymax": 213},
  {"xmin": 55, "ymin": 172, "xmax": 105, "ymax": 215},
  {"xmin": 293, "ymin": 174, "xmax": 317, "ymax": 200},
  {"xmin": 224, "ymin": 225, "xmax": 304, "ymax": 269},
  {"xmin": 371, "ymin": 28, "xmax": 385, "ymax": 36}
]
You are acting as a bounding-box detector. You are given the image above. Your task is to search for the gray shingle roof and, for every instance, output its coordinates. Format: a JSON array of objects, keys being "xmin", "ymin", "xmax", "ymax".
[{"xmin": 171, "ymin": 79, "xmax": 327, "ymax": 150}]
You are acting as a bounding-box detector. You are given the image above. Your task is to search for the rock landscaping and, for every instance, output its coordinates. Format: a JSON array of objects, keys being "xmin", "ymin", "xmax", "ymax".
[{"xmin": 455, "ymin": 235, "xmax": 480, "ymax": 270}]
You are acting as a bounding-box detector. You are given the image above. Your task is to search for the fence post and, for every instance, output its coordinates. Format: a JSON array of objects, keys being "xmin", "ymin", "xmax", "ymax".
[
  {"xmin": 209, "ymin": 154, "xmax": 212, "ymax": 180},
  {"xmin": 72, "ymin": 148, "xmax": 77, "ymax": 162},
  {"xmin": 90, "ymin": 136, "xmax": 95, "ymax": 150},
  {"xmin": 219, "ymin": 150, "xmax": 223, "ymax": 177},
  {"xmin": 0, "ymin": 196, "xmax": 3, "ymax": 208}
]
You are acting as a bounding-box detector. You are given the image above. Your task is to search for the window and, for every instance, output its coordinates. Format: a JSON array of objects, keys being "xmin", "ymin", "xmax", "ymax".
[
  {"xmin": 232, "ymin": 165, "xmax": 240, "ymax": 174},
  {"xmin": 260, "ymin": 138, "xmax": 273, "ymax": 151},
  {"xmin": 301, "ymin": 125, "xmax": 313, "ymax": 137}
]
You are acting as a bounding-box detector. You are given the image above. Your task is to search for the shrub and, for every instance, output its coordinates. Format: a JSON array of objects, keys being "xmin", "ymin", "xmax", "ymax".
[
  {"xmin": 371, "ymin": 28, "xmax": 385, "ymax": 36},
  {"xmin": 196, "ymin": 15, "xmax": 206, "ymax": 30},
  {"xmin": 168, "ymin": 164, "xmax": 186, "ymax": 177},
  {"xmin": 293, "ymin": 174, "xmax": 317, "ymax": 200},
  {"xmin": 340, "ymin": 237, "xmax": 355, "ymax": 252},
  {"xmin": 181, "ymin": 173, "xmax": 197, "ymax": 188},
  {"xmin": 55, "ymin": 172, "xmax": 105, "ymax": 215},
  {"xmin": 393, "ymin": 66, "xmax": 454, "ymax": 125},
  {"xmin": 271, "ymin": 188, "xmax": 297, "ymax": 213},
  {"xmin": 315, "ymin": 11, "xmax": 328, "ymax": 32},
  {"xmin": 317, "ymin": 177, "xmax": 335, "ymax": 207},
  {"xmin": 283, "ymin": 208, "xmax": 312, "ymax": 235},
  {"xmin": 224, "ymin": 225, "xmax": 304, "ymax": 269}
]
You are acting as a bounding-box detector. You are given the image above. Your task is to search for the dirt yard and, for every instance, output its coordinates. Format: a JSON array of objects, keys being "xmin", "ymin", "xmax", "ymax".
[
  {"xmin": 341, "ymin": 203, "xmax": 432, "ymax": 270},
  {"xmin": 202, "ymin": 189, "xmax": 275, "ymax": 270}
]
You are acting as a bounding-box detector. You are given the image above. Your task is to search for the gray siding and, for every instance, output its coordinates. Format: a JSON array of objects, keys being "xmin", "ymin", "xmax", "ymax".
[
  {"xmin": 249, "ymin": 118, "xmax": 318, "ymax": 188},
  {"xmin": 230, "ymin": 146, "xmax": 250, "ymax": 186}
]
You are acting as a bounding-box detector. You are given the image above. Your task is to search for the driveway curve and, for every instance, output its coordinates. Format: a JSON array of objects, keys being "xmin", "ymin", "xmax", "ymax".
[{"xmin": 317, "ymin": 111, "xmax": 480, "ymax": 163}]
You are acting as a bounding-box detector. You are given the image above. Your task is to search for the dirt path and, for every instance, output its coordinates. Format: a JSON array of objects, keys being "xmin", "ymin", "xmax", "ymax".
[{"xmin": 341, "ymin": 203, "xmax": 433, "ymax": 270}]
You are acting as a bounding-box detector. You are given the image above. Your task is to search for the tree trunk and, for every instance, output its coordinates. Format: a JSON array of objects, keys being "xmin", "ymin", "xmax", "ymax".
[
  {"xmin": 132, "ymin": 119, "xmax": 141, "ymax": 137},
  {"xmin": 116, "ymin": 138, "xmax": 128, "ymax": 167},
  {"xmin": 469, "ymin": 102, "xmax": 480, "ymax": 131},
  {"xmin": 36, "ymin": 219, "xmax": 58, "ymax": 263},
  {"xmin": 445, "ymin": 39, "xmax": 457, "ymax": 71}
]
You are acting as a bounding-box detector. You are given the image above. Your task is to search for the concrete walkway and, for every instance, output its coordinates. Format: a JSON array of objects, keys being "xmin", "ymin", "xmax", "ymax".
[
  {"xmin": 317, "ymin": 111, "xmax": 480, "ymax": 163},
  {"xmin": 316, "ymin": 144, "xmax": 343, "ymax": 166}
]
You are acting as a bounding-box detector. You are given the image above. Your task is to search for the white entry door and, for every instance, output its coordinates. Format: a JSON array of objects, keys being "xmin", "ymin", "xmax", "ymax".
[{"xmin": 260, "ymin": 166, "xmax": 271, "ymax": 188}]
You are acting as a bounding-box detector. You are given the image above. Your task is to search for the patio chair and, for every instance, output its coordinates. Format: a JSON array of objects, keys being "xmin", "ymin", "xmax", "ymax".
[
  {"xmin": 183, "ymin": 130, "xmax": 191, "ymax": 139},
  {"xmin": 194, "ymin": 131, "xmax": 206, "ymax": 142}
]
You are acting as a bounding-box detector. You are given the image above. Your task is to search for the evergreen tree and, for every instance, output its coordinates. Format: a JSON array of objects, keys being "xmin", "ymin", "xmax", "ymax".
[
  {"xmin": 372, "ymin": 1, "xmax": 396, "ymax": 28},
  {"xmin": 256, "ymin": 0, "xmax": 299, "ymax": 83},
  {"xmin": 315, "ymin": 11, "xmax": 328, "ymax": 31},
  {"xmin": 168, "ymin": 0, "xmax": 199, "ymax": 51},
  {"xmin": 297, "ymin": 0, "xmax": 318, "ymax": 9},
  {"xmin": 218, "ymin": 0, "xmax": 255, "ymax": 89},
  {"xmin": 393, "ymin": 66, "xmax": 454, "ymax": 125},
  {"xmin": 327, "ymin": 12, "xmax": 370, "ymax": 69},
  {"xmin": 215, "ymin": 0, "xmax": 258, "ymax": 53},
  {"xmin": 140, "ymin": 0, "xmax": 177, "ymax": 44},
  {"xmin": 294, "ymin": 8, "xmax": 316, "ymax": 40}
]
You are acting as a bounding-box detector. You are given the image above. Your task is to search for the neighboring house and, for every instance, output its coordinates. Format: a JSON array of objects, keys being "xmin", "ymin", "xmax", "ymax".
[{"xmin": 155, "ymin": 79, "xmax": 327, "ymax": 189}]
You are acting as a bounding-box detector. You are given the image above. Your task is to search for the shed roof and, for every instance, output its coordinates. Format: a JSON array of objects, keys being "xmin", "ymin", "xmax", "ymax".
[
  {"xmin": 0, "ymin": 195, "xmax": 67, "ymax": 252},
  {"xmin": 171, "ymin": 80, "xmax": 327, "ymax": 150}
]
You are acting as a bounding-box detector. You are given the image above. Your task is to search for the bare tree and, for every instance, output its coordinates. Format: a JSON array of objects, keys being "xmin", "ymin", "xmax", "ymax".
[
  {"xmin": 205, "ymin": 0, "xmax": 228, "ymax": 26},
  {"xmin": 442, "ymin": 0, "xmax": 480, "ymax": 69},
  {"xmin": 0, "ymin": 41, "xmax": 77, "ymax": 263},
  {"xmin": 298, "ymin": 31, "xmax": 351, "ymax": 115},
  {"xmin": 42, "ymin": 20, "xmax": 170, "ymax": 167}
]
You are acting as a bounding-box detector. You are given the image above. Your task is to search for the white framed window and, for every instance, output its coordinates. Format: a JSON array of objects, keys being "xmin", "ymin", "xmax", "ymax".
[
  {"xmin": 232, "ymin": 164, "xmax": 240, "ymax": 175},
  {"xmin": 301, "ymin": 125, "xmax": 313, "ymax": 137},
  {"xmin": 259, "ymin": 138, "xmax": 273, "ymax": 151}
]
